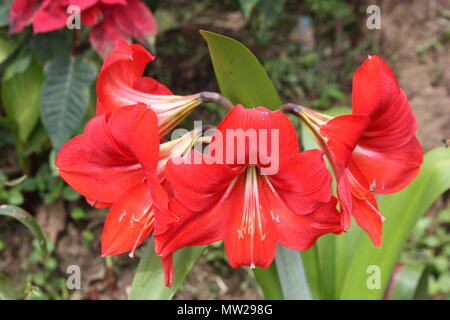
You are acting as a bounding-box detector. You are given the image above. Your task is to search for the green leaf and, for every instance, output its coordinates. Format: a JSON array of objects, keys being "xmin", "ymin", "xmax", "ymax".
[
  {"xmin": 385, "ymin": 263, "xmax": 428, "ymax": 300},
  {"xmin": 0, "ymin": 32, "xmax": 18, "ymax": 64},
  {"xmin": 2, "ymin": 57, "xmax": 44, "ymax": 143},
  {"xmin": 40, "ymin": 56, "xmax": 97, "ymax": 150},
  {"xmin": 0, "ymin": 205, "xmax": 47, "ymax": 256},
  {"xmin": 129, "ymin": 240, "xmax": 206, "ymax": 300},
  {"xmin": 30, "ymin": 32, "xmax": 71, "ymax": 63},
  {"xmin": 253, "ymin": 264, "xmax": 284, "ymax": 300},
  {"xmin": 0, "ymin": 0, "xmax": 12, "ymax": 28},
  {"xmin": 275, "ymin": 245, "xmax": 312, "ymax": 299},
  {"xmin": 238, "ymin": 0, "xmax": 260, "ymax": 20},
  {"xmin": 201, "ymin": 30, "xmax": 281, "ymax": 109},
  {"xmin": 339, "ymin": 147, "xmax": 450, "ymax": 299},
  {"xmin": 0, "ymin": 275, "xmax": 17, "ymax": 300}
]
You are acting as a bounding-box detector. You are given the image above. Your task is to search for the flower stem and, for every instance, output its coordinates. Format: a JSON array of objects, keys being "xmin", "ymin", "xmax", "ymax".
[{"xmin": 200, "ymin": 91, "xmax": 234, "ymax": 110}]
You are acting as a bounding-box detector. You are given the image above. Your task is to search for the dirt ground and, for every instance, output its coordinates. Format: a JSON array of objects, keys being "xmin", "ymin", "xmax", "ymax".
[{"xmin": 0, "ymin": 0, "xmax": 449, "ymax": 300}]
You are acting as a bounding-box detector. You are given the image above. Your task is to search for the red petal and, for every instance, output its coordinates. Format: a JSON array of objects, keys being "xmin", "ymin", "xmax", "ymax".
[
  {"xmin": 268, "ymin": 150, "xmax": 332, "ymax": 215},
  {"xmin": 56, "ymin": 133, "xmax": 145, "ymax": 204},
  {"xmin": 56, "ymin": 104, "xmax": 159, "ymax": 204},
  {"xmin": 90, "ymin": 16, "xmax": 131, "ymax": 58},
  {"xmin": 101, "ymin": 182, "xmax": 155, "ymax": 256},
  {"xmin": 211, "ymin": 105, "xmax": 300, "ymax": 166},
  {"xmin": 260, "ymin": 176, "xmax": 341, "ymax": 252},
  {"xmin": 112, "ymin": 0, "xmax": 157, "ymax": 46},
  {"xmin": 224, "ymin": 174, "xmax": 277, "ymax": 269},
  {"xmin": 155, "ymin": 153, "xmax": 241, "ymax": 257},
  {"xmin": 320, "ymin": 115, "xmax": 370, "ymax": 167},
  {"xmin": 346, "ymin": 159, "xmax": 383, "ymax": 246},
  {"xmin": 96, "ymin": 40, "xmax": 174, "ymax": 113},
  {"xmin": 81, "ymin": 5, "xmax": 102, "ymax": 26},
  {"xmin": 161, "ymin": 255, "xmax": 174, "ymax": 287},
  {"xmin": 154, "ymin": 197, "xmax": 230, "ymax": 259},
  {"xmin": 9, "ymin": 0, "xmax": 40, "ymax": 34},
  {"xmin": 352, "ymin": 194, "xmax": 383, "ymax": 247},
  {"xmin": 164, "ymin": 151, "xmax": 241, "ymax": 213},
  {"xmin": 352, "ymin": 56, "xmax": 417, "ymax": 150},
  {"xmin": 135, "ymin": 77, "xmax": 173, "ymax": 95},
  {"xmin": 351, "ymin": 135, "xmax": 423, "ymax": 194},
  {"xmin": 100, "ymin": 0, "xmax": 127, "ymax": 4},
  {"xmin": 106, "ymin": 104, "xmax": 160, "ymax": 174},
  {"xmin": 32, "ymin": 1, "xmax": 67, "ymax": 33}
]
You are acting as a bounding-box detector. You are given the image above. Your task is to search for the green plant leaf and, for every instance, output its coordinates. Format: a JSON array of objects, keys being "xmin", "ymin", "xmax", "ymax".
[
  {"xmin": 0, "ymin": 275, "xmax": 17, "ymax": 300},
  {"xmin": 2, "ymin": 57, "xmax": 44, "ymax": 143},
  {"xmin": 253, "ymin": 264, "xmax": 284, "ymax": 300},
  {"xmin": 40, "ymin": 56, "xmax": 97, "ymax": 150},
  {"xmin": 0, "ymin": 0, "xmax": 12, "ymax": 28},
  {"xmin": 129, "ymin": 240, "xmax": 206, "ymax": 300},
  {"xmin": 0, "ymin": 205, "xmax": 47, "ymax": 256},
  {"xmin": 275, "ymin": 245, "xmax": 312, "ymax": 299},
  {"xmin": 384, "ymin": 263, "xmax": 429, "ymax": 300},
  {"xmin": 238, "ymin": 0, "xmax": 260, "ymax": 20},
  {"xmin": 0, "ymin": 32, "xmax": 18, "ymax": 64},
  {"xmin": 339, "ymin": 147, "xmax": 450, "ymax": 299},
  {"xmin": 201, "ymin": 30, "xmax": 281, "ymax": 109}
]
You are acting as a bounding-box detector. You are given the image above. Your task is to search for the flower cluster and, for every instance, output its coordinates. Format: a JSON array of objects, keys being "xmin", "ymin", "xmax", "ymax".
[
  {"xmin": 56, "ymin": 41, "xmax": 423, "ymax": 286},
  {"xmin": 9, "ymin": 0, "xmax": 157, "ymax": 57}
]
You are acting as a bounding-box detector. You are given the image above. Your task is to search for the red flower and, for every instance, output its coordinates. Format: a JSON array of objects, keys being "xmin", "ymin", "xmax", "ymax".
[
  {"xmin": 292, "ymin": 56, "xmax": 423, "ymax": 246},
  {"xmin": 55, "ymin": 103, "xmax": 175, "ymax": 256},
  {"xmin": 9, "ymin": 0, "xmax": 157, "ymax": 58},
  {"xmin": 156, "ymin": 105, "xmax": 342, "ymax": 286},
  {"xmin": 97, "ymin": 40, "xmax": 229, "ymax": 139}
]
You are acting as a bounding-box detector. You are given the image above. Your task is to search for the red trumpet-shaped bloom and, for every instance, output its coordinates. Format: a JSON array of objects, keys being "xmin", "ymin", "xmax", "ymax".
[
  {"xmin": 156, "ymin": 105, "xmax": 342, "ymax": 286},
  {"xmin": 97, "ymin": 40, "xmax": 207, "ymax": 138},
  {"xmin": 295, "ymin": 56, "xmax": 423, "ymax": 246},
  {"xmin": 55, "ymin": 103, "xmax": 174, "ymax": 257},
  {"xmin": 9, "ymin": 0, "xmax": 157, "ymax": 58}
]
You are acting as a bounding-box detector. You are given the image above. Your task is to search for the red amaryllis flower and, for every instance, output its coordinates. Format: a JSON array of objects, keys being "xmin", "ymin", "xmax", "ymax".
[
  {"xmin": 55, "ymin": 103, "xmax": 174, "ymax": 256},
  {"xmin": 156, "ymin": 105, "xmax": 342, "ymax": 286},
  {"xmin": 97, "ymin": 40, "xmax": 232, "ymax": 138},
  {"xmin": 290, "ymin": 55, "xmax": 423, "ymax": 246},
  {"xmin": 9, "ymin": 0, "xmax": 157, "ymax": 58}
]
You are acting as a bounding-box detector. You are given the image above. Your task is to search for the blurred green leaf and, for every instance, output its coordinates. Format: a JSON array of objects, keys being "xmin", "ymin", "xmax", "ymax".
[
  {"xmin": 201, "ymin": 30, "xmax": 281, "ymax": 109},
  {"xmin": 385, "ymin": 263, "xmax": 428, "ymax": 300},
  {"xmin": 40, "ymin": 56, "xmax": 97, "ymax": 150},
  {"xmin": 30, "ymin": 32, "xmax": 71, "ymax": 63},
  {"xmin": 2, "ymin": 57, "xmax": 43, "ymax": 143},
  {"xmin": 339, "ymin": 147, "xmax": 450, "ymax": 299},
  {"xmin": 129, "ymin": 240, "xmax": 205, "ymax": 300},
  {"xmin": 238, "ymin": 0, "xmax": 260, "ymax": 20},
  {"xmin": 0, "ymin": 205, "xmax": 47, "ymax": 256},
  {"xmin": 0, "ymin": 32, "xmax": 18, "ymax": 64},
  {"xmin": 0, "ymin": 0, "xmax": 12, "ymax": 28},
  {"xmin": 275, "ymin": 245, "xmax": 312, "ymax": 299},
  {"xmin": 0, "ymin": 275, "xmax": 17, "ymax": 300}
]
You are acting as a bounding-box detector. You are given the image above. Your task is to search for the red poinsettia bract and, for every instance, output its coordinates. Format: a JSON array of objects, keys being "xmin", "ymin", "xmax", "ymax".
[
  {"xmin": 156, "ymin": 105, "xmax": 342, "ymax": 286},
  {"xmin": 292, "ymin": 56, "xmax": 423, "ymax": 246},
  {"xmin": 55, "ymin": 103, "xmax": 174, "ymax": 256},
  {"xmin": 9, "ymin": 0, "xmax": 157, "ymax": 57}
]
